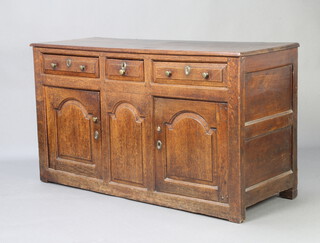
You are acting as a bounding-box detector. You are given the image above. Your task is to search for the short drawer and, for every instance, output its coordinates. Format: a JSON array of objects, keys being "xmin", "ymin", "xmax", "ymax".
[
  {"xmin": 106, "ymin": 59, "xmax": 144, "ymax": 82},
  {"xmin": 153, "ymin": 61, "xmax": 227, "ymax": 87},
  {"xmin": 43, "ymin": 54, "xmax": 99, "ymax": 78}
]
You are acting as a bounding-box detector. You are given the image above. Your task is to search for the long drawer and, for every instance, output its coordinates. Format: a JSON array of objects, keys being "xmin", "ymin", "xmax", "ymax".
[
  {"xmin": 153, "ymin": 61, "xmax": 227, "ymax": 87},
  {"xmin": 43, "ymin": 54, "xmax": 99, "ymax": 78}
]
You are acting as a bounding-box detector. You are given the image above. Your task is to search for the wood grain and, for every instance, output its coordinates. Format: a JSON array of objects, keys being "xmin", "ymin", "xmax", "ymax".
[
  {"xmin": 244, "ymin": 127, "xmax": 292, "ymax": 187},
  {"xmin": 105, "ymin": 92, "xmax": 151, "ymax": 189},
  {"xmin": 106, "ymin": 58, "xmax": 144, "ymax": 82},
  {"xmin": 45, "ymin": 87, "xmax": 102, "ymax": 178},
  {"xmin": 31, "ymin": 38, "xmax": 299, "ymax": 223},
  {"xmin": 43, "ymin": 54, "xmax": 99, "ymax": 78},
  {"xmin": 154, "ymin": 98, "xmax": 228, "ymax": 201},
  {"xmin": 245, "ymin": 65, "xmax": 292, "ymax": 122},
  {"xmin": 153, "ymin": 61, "xmax": 227, "ymax": 87}
]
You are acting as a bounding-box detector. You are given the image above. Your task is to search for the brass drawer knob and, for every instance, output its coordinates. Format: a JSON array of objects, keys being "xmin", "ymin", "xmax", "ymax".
[
  {"xmin": 92, "ymin": 117, "xmax": 98, "ymax": 123},
  {"xmin": 202, "ymin": 72, "xmax": 209, "ymax": 79},
  {"xmin": 79, "ymin": 65, "xmax": 86, "ymax": 71},
  {"xmin": 119, "ymin": 69, "xmax": 126, "ymax": 76},
  {"xmin": 165, "ymin": 70, "xmax": 172, "ymax": 77},
  {"xmin": 51, "ymin": 63, "xmax": 57, "ymax": 69},
  {"xmin": 119, "ymin": 62, "xmax": 127, "ymax": 76}
]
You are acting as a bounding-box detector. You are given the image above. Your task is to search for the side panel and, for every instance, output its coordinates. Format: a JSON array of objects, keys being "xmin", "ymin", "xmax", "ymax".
[
  {"xmin": 245, "ymin": 65, "xmax": 292, "ymax": 121},
  {"xmin": 243, "ymin": 49, "xmax": 298, "ymax": 207},
  {"xmin": 245, "ymin": 127, "xmax": 292, "ymax": 187}
]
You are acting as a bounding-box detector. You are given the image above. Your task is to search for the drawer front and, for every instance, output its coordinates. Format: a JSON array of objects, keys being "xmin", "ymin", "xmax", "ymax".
[
  {"xmin": 43, "ymin": 54, "xmax": 99, "ymax": 78},
  {"xmin": 106, "ymin": 59, "xmax": 144, "ymax": 82},
  {"xmin": 153, "ymin": 61, "xmax": 227, "ymax": 87}
]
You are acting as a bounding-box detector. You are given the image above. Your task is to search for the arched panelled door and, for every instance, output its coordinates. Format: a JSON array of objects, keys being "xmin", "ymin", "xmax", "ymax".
[
  {"xmin": 154, "ymin": 98, "xmax": 229, "ymax": 203},
  {"xmin": 45, "ymin": 87, "xmax": 102, "ymax": 178}
]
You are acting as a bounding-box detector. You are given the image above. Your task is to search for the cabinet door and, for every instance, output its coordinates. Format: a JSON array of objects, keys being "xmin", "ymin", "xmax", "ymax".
[
  {"xmin": 154, "ymin": 98, "xmax": 228, "ymax": 202},
  {"xmin": 45, "ymin": 87, "xmax": 101, "ymax": 178},
  {"xmin": 105, "ymin": 92, "xmax": 150, "ymax": 188}
]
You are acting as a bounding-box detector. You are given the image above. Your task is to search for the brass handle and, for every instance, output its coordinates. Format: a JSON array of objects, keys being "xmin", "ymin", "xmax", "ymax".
[
  {"xmin": 119, "ymin": 62, "xmax": 127, "ymax": 76},
  {"xmin": 79, "ymin": 65, "xmax": 86, "ymax": 71},
  {"xmin": 184, "ymin": 65, "xmax": 191, "ymax": 76},
  {"xmin": 165, "ymin": 70, "xmax": 172, "ymax": 77},
  {"xmin": 156, "ymin": 126, "xmax": 161, "ymax": 132},
  {"xmin": 119, "ymin": 69, "xmax": 126, "ymax": 75},
  {"xmin": 51, "ymin": 63, "xmax": 57, "ymax": 69},
  {"xmin": 94, "ymin": 131, "xmax": 99, "ymax": 140},
  {"xmin": 156, "ymin": 140, "xmax": 162, "ymax": 150},
  {"xmin": 202, "ymin": 72, "xmax": 209, "ymax": 79},
  {"xmin": 92, "ymin": 117, "xmax": 98, "ymax": 123},
  {"xmin": 66, "ymin": 59, "xmax": 72, "ymax": 67}
]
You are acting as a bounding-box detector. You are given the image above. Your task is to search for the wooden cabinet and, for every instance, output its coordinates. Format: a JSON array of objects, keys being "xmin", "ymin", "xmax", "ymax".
[
  {"xmin": 31, "ymin": 38, "xmax": 299, "ymax": 223},
  {"xmin": 154, "ymin": 98, "xmax": 228, "ymax": 202},
  {"xmin": 45, "ymin": 87, "xmax": 102, "ymax": 178}
]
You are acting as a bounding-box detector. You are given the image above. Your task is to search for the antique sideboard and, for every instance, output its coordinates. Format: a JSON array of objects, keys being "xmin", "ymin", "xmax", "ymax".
[{"xmin": 31, "ymin": 38, "xmax": 298, "ymax": 223}]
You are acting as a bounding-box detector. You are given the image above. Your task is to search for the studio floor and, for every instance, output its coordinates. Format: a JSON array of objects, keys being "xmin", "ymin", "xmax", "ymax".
[{"xmin": 0, "ymin": 147, "xmax": 319, "ymax": 243}]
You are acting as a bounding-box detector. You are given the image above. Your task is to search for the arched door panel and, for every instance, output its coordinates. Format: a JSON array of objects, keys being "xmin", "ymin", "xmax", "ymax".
[
  {"xmin": 45, "ymin": 87, "xmax": 101, "ymax": 178},
  {"xmin": 154, "ymin": 98, "xmax": 228, "ymax": 202}
]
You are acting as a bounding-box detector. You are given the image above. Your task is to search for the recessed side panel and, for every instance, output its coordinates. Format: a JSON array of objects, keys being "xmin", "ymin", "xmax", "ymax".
[
  {"xmin": 245, "ymin": 65, "xmax": 292, "ymax": 122},
  {"xmin": 244, "ymin": 127, "xmax": 292, "ymax": 188}
]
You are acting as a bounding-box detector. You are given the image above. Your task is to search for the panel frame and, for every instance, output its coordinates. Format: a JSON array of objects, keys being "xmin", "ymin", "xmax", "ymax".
[
  {"xmin": 45, "ymin": 86, "xmax": 102, "ymax": 178},
  {"xmin": 153, "ymin": 97, "xmax": 228, "ymax": 202},
  {"xmin": 103, "ymin": 92, "xmax": 152, "ymax": 189},
  {"xmin": 242, "ymin": 48, "xmax": 298, "ymax": 206},
  {"xmin": 153, "ymin": 61, "xmax": 228, "ymax": 87}
]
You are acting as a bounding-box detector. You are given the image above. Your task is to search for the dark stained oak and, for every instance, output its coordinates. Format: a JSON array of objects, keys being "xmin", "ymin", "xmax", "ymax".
[{"xmin": 32, "ymin": 38, "xmax": 299, "ymax": 223}]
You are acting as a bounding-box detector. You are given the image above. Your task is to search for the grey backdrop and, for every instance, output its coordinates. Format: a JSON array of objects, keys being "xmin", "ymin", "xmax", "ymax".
[
  {"xmin": 1, "ymin": 0, "xmax": 320, "ymax": 242},
  {"xmin": 0, "ymin": 0, "xmax": 319, "ymax": 159}
]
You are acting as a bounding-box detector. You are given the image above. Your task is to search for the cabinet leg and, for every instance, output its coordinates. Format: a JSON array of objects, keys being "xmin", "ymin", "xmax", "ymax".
[
  {"xmin": 40, "ymin": 174, "xmax": 49, "ymax": 183},
  {"xmin": 279, "ymin": 187, "xmax": 297, "ymax": 200},
  {"xmin": 228, "ymin": 209, "xmax": 246, "ymax": 224},
  {"xmin": 228, "ymin": 214, "xmax": 245, "ymax": 224}
]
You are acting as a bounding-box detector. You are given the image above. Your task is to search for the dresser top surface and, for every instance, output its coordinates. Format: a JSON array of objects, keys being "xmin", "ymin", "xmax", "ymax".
[{"xmin": 31, "ymin": 37, "xmax": 299, "ymax": 57}]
